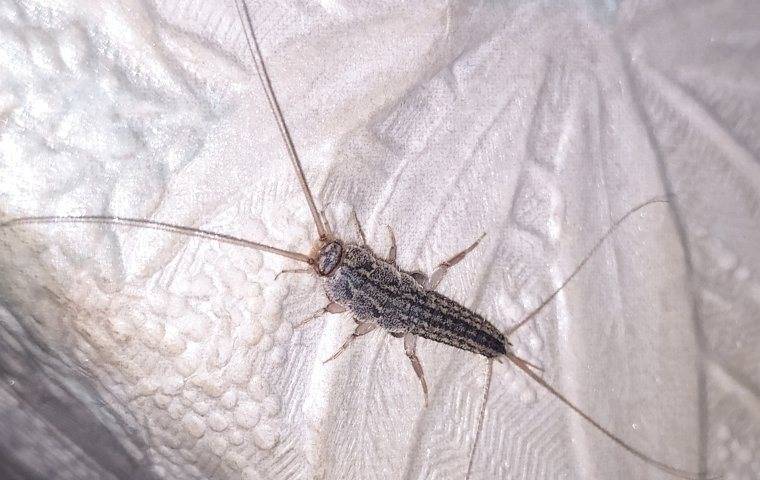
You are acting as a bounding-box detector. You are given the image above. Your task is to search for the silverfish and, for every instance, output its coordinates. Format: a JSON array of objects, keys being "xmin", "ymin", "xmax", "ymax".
[{"xmin": 0, "ymin": 1, "xmax": 710, "ymax": 479}]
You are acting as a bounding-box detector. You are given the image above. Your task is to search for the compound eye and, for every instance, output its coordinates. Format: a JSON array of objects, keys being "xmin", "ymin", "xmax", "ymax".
[{"xmin": 317, "ymin": 241, "xmax": 343, "ymax": 276}]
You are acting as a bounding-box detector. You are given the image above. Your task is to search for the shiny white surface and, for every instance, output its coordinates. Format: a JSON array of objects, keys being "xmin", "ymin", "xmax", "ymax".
[{"xmin": 0, "ymin": 0, "xmax": 758, "ymax": 479}]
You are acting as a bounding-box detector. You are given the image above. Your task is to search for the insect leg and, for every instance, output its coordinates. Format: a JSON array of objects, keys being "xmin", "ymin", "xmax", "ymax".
[
  {"xmin": 320, "ymin": 208, "xmax": 334, "ymax": 238},
  {"xmin": 351, "ymin": 209, "xmax": 367, "ymax": 245},
  {"xmin": 274, "ymin": 268, "xmax": 312, "ymax": 280},
  {"xmin": 386, "ymin": 225, "xmax": 397, "ymax": 263},
  {"xmin": 427, "ymin": 233, "xmax": 486, "ymax": 290},
  {"xmin": 403, "ymin": 333, "xmax": 429, "ymax": 406},
  {"xmin": 294, "ymin": 301, "xmax": 345, "ymax": 329},
  {"xmin": 322, "ymin": 322, "xmax": 377, "ymax": 364}
]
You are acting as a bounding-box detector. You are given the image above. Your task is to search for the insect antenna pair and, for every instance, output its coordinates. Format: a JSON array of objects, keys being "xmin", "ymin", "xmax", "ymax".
[
  {"xmin": 0, "ymin": 1, "xmax": 712, "ymax": 479},
  {"xmin": 0, "ymin": 202, "xmax": 709, "ymax": 480}
]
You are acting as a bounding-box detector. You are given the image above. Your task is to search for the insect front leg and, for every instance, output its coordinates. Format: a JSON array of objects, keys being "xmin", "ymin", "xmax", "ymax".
[
  {"xmin": 426, "ymin": 233, "xmax": 486, "ymax": 290},
  {"xmin": 294, "ymin": 301, "xmax": 346, "ymax": 329},
  {"xmin": 350, "ymin": 208, "xmax": 367, "ymax": 245},
  {"xmin": 274, "ymin": 268, "xmax": 312, "ymax": 280},
  {"xmin": 322, "ymin": 321, "xmax": 377, "ymax": 363},
  {"xmin": 386, "ymin": 225, "xmax": 397, "ymax": 263},
  {"xmin": 320, "ymin": 209, "xmax": 334, "ymax": 238}
]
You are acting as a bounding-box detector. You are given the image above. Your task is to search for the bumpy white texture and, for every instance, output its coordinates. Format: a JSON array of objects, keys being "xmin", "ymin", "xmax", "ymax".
[{"xmin": 0, "ymin": 0, "xmax": 757, "ymax": 479}]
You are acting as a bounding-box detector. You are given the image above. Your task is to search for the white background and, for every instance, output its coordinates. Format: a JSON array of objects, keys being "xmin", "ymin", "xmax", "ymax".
[{"xmin": 1, "ymin": 0, "xmax": 758, "ymax": 479}]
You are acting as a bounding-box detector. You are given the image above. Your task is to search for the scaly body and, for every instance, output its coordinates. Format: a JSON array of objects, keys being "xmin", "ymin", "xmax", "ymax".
[{"xmin": 325, "ymin": 243, "xmax": 506, "ymax": 358}]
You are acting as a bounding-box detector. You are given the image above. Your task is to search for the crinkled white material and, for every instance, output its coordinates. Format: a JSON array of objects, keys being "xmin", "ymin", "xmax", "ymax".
[{"xmin": 1, "ymin": 0, "xmax": 759, "ymax": 479}]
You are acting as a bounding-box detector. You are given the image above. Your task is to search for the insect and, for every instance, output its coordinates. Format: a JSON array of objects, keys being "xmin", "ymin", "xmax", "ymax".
[{"xmin": 0, "ymin": 1, "xmax": 710, "ymax": 479}]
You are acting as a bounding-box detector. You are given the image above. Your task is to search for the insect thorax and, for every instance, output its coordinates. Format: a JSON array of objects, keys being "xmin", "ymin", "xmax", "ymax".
[{"xmin": 322, "ymin": 244, "xmax": 412, "ymax": 331}]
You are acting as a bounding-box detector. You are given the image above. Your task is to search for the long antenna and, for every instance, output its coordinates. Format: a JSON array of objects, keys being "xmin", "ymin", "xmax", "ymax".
[
  {"xmin": 0, "ymin": 216, "xmax": 312, "ymax": 263},
  {"xmin": 234, "ymin": 0, "xmax": 328, "ymax": 241},
  {"xmin": 507, "ymin": 197, "xmax": 669, "ymax": 335}
]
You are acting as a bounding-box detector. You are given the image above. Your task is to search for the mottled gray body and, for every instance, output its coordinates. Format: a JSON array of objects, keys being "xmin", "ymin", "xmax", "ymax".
[{"xmin": 323, "ymin": 243, "xmax": 507, "ymax": 358}]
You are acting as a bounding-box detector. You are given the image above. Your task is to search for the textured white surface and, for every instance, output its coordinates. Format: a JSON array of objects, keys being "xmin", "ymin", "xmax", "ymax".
[{"xmin": 0, "ymin": 0, "xmax": 758, "ymax": 479}]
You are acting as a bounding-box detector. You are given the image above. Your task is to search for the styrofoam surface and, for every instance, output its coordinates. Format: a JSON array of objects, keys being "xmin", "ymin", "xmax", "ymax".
[{"xmin": 0, "ymin": 0, "xmax": 758, "ymax": 479}]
